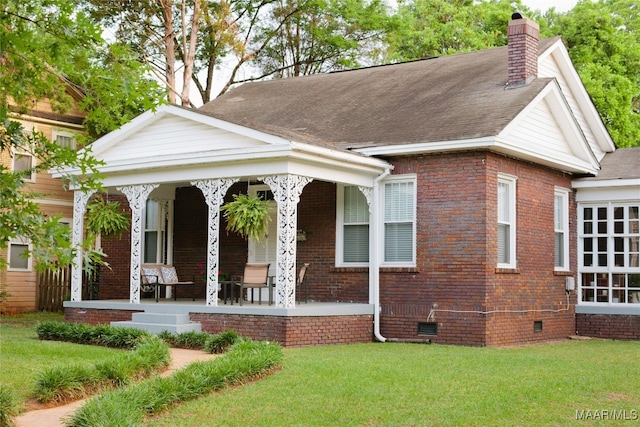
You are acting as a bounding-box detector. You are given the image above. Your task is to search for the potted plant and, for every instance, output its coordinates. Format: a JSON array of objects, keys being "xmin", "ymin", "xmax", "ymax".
[{"xmin": 220, "ymin": 193, "xmax": 270, "ymax": 242}]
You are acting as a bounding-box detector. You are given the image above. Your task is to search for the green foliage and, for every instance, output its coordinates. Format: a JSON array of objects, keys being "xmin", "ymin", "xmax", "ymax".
[
  {"xmin": 35, "ymin": 321, "xmax": 152, "ymax": 349},
  {"xmin": 33, "ymin": 335, "xmax": 170, "ymax": 404},
  {"xmin": 220, "ymin": 194, "xmax": 271, "ymax": 242},
  {"xmin": 65, "ymin": 339, "xmax": 283, "ymax": 427},
  {"xmin": 158, "ymin": 330, "xmax": 211, "ymax": 349},
  {"xmin": 546, "ymin": 0, "xmax": 640, "ymax": 147},
  {"xmin": 0, "ymin": 0, "xmax": 164, "ymax": 272},
  {"xmin": 85, "ymin": 196, "xmax": 130, "ymax": 238},
  {"xmin": 204, "ymin": 329, "xmax": 241, "ymax": 354},
  {"xmin": 0, "ymin": 384, "xmax": 19, "ymax": 427}
]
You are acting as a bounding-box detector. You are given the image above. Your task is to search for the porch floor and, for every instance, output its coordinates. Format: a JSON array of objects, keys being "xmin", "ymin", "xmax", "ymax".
[{"xmin": 64, "ymin": 298, "xmax": 374, "ymax": 316}]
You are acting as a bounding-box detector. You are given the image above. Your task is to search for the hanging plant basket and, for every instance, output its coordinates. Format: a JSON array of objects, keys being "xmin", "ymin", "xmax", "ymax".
[
  {"xmin": 85, "ymin": 196, "xmax": 130, "ymax": 238},
  {"xmin": 220, "ymin": 194, "xmax": 271, "ymax": 242}
]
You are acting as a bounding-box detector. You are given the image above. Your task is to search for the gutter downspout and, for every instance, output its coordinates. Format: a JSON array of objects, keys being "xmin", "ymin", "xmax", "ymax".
[{"xmin": 372, "ymin": 168, "xmax": 391, "ymax": 342}]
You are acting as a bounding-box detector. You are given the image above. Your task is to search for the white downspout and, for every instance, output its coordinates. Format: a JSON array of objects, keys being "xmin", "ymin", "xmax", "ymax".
[{"xmin": 372, "ymin": 168, "xmax": 391, "ymax": 342}]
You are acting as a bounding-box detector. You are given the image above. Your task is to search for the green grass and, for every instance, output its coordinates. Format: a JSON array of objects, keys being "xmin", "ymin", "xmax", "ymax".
[
  {"xmin": 147, "ymin": 340, "xmax": 640, "ymax": 426},
  {"xmin": 0, "ymin": 313, "xmax": 124, "ymax": 406}
]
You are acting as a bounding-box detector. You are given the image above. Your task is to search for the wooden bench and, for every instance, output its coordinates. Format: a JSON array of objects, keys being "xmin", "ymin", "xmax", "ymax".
[{"xmin": 141, "ymin": 264, "xmax": 195, "ymax": 302}]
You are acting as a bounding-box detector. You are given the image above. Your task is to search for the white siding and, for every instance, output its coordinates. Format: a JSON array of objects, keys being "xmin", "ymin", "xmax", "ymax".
[
  {"xmin": 539, "ymin": 57, "xmax": 606, "ymax": 160},
  {"xmin": 510, "ymin": 98, "xmax": 573, "ymax": 156},
  {"xmin": 99, "ymin": 115, "xmax": 265, "ymax": 163}
]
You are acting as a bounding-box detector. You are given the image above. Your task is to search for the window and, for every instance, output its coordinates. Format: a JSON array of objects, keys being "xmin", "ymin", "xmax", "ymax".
[
  {"xmin": 8, "ymin": 241, "xmax": 30, "ymax": 270},
  {"xmin": 143, "ymin": 199, "xmax": 165, "ymax": 264},
  {"xmin": 337, "ymin": 186, "xmax": 370, "ymax": 265},
  {"xmin": 383, "ymin": 176, "xmax": 416, "ymax": 265},
  {"xmin": 579, "ymin": 204, "xmax": 640, "ymax": 304},
  {"xmin": 13, "ymin": 153, "xmax": 35, "ymax": 182},
  {"xmin": 497, "ymin": 174, "xmax": 517, "ymax": 268},
  {"xmin": 554, "ymin": 188, "xmax": 570, "ymax": 270},
  {"xmin": 53, "ymin": 131, "xmax": 76, "ymax": 149}
]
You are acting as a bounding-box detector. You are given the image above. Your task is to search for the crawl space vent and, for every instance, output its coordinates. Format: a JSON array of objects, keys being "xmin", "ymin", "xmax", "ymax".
[
  {"xmin": 534, "ymin": 321, "xmax": 543, "ymax": 332},
  {"xmin": 417, "ymin": 322, "xmax": 437, "ymax": 336}
]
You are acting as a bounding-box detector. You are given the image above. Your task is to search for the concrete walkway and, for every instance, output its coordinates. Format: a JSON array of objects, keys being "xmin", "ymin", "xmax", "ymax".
[{"xmin": 15, "ymin": 348, "xmax": 219, "ymax": 427}]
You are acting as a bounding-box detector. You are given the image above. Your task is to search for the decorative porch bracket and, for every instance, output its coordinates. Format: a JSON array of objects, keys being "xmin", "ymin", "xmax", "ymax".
[
  {"xmin": 261, "ymin": 174, "xmax": 312, "ymax": 308},
  {"xmin": 118, "ymin": 184, "xmax": 159, "ymax": 304},
  {"xmin": 192, "ymin": 178, "xmax": 238, "ymax": 306},
  {"xmin": 70, "ymin": 189, "xmax": 97, "ymax": 301}
]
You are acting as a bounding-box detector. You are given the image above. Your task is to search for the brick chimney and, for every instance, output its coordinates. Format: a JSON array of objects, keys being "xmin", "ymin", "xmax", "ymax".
[{"xmin": 507, "ymin": 13, "xmax": 539, "ymax": 87}]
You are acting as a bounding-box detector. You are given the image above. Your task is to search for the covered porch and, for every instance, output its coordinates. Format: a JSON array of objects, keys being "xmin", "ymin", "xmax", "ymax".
[{"xmin": 57, "ymin": 105, "xmax": 390, "ymax": 345}]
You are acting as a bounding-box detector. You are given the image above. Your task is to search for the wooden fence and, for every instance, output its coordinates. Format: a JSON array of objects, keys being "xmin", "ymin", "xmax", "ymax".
[{"xmin": 37, "ymin": 266, "xmax": 99, "ymax": 311}]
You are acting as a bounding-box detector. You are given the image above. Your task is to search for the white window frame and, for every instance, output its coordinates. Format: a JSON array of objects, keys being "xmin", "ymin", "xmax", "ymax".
[
  {"xmin": 578, "ymin": 203, "xmax": 640, "ymax": 305},
  {"xmin": 381, "ymin": 174, "xmax": 416, "ymax": 267},
  {"xmin": 142, "ymin": 199, "xmax": 169, "ymax": 264},
  {"xmin": 8, "ymin": 238, "xmax": 32, "ymax": 271},
  {"xmin": 554, "ymin": 187, "xmax": 570, "ymax": 271},
  {"xmin": 53, "ymin": 130, "xmax": 77, "ymax": 149},
  {"xmin": 497, "ymin": 173, "xmax": 517, "ymax": 269},
  {"xmin": 12, "ymin": 151, "xmax": 35, "ymax": 182},
  {"xmin": 336, "ymin": 185, "xmax": 370, "ymax": 267}
]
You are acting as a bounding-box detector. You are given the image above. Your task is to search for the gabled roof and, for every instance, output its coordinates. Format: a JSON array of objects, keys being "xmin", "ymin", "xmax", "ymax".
[{"xmin": 200, "ymin": 37, "xmax": 607, "ymax": 174}]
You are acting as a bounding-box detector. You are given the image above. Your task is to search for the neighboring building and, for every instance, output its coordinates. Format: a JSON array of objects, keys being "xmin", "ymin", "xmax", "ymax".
[
  {"xmin": 58, "ymin": 15, "xmax": 638, "ymax": 346},
  {"xmin": 1, "ymin": 85, "xmax": 84, "ymax": 312}
]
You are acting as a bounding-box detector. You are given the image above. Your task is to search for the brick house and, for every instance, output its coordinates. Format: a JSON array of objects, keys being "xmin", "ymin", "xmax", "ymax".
[
  {"xmin": 59, "ymin": 15, "xmax": 639, "ymax": 346},
  {"xmin": 1, "ymin": 83, "xmax": 85, "ymax": 313}
]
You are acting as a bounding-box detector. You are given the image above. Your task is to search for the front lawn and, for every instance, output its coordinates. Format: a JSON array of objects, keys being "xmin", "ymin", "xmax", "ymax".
[{"xmin": 148, "ymin": 340, "xmax": 640, "ymax": 426}]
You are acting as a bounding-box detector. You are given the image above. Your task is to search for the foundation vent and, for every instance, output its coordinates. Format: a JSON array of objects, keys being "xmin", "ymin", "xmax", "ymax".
[
  {"xmin": 418, "ymin": 322, "xmax": 438, "ymax": 336},
  {"xmin": 534, "ymin": 320, "xmax": 543, "ymax": 332}
]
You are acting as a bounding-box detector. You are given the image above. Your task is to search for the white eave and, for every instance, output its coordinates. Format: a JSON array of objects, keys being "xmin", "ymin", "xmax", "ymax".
[{"xmin": 354, "ymin": 81, "xmax": 601, "ymax": 175}]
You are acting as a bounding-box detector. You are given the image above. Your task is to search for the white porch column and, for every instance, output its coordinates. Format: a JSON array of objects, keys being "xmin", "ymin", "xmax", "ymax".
[
  {"xmin": 261, "ymin": 174, "xmax": 312, "ymax": 308},
  {"xmin": 192, "ymin": 178, "xmax": 238, "ymax": 306},
  {"xmin": 70, "ymin": 189, "xmax": 96, "ymax": 301},
  {"xmin": 118, "ymin": 184, "xmax": 159, "ymax": 304},
  {"xmin": 358, "ymin": 186, "xmax": 374, "ymax": 303}
]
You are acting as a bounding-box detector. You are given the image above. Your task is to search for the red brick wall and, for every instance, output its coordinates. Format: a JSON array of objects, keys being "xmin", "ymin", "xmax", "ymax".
[
  {"xmin": 191, "ymin": 312, "xmax": 373, "ymax": 347},
  {"xmin": 576, "ymin": 314, "xmax": 640, "ymax": 340},
  {"xmin": 377, "ymin": 151, "xmax": 576, "ymax": 346},
  {"xmin": 98, "ymin": 195, "xmax": 132, "ymax": 300},
  {"xmin": 65, "ymin": 307, "xmax": 142, "ymax": 325}
]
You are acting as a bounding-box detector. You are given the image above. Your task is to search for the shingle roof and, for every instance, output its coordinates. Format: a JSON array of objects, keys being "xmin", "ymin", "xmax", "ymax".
[
  {"xmin": 199, "ymin": 38, "xmax": 560, "ymax": 150},
  {"xmin": 585, "ymin": 147, "xmax": 640, "ymax": 180}
]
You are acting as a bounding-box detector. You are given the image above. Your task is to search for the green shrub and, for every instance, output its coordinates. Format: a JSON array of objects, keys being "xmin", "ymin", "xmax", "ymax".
[
  {"xmin": 34, "ymin": 365, "xmax": 97, "ymax": 404},
  {"xmin": 158, "ymin": 330, "xmax": 210, "ymax": 349},
  {"xmin": 65, "ymin": 339, "xmax": 283, "ymax": 427},
  {"xmin": 33, "ymin": 334, "xmax": 170, "ymax": 404},
  {"xmin": 36, "ymin": 321, "xmax": 151, "ymax": 349},
  {"xmin": 0, "ymin": 384, "xmax": 19, "ymax": 427},
  {"xmin": 204, "ymin": 330, "xmax": 240, "ymax": 354}
]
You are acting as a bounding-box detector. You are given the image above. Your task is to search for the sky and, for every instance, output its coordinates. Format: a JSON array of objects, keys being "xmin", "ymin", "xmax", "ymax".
[{"xmin": 521, "ymin": 0, "xmax": 578, "ymax": 13}]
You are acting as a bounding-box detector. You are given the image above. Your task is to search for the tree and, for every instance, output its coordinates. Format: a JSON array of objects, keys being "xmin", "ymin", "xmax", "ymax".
[
  {"xmin": 545, "ymin": 0, "xmax": 640, "ymax": 147},
  {"xmin": 384, "ymin": 0, "xmax": 533, "ymax": 62},
  {"xmin": 0, "ymin": 0, "xmax": 164, "ymax": 271},
  {"xmin": 84, "ymin": 0, "xmax": 392, "ymax": 105}
]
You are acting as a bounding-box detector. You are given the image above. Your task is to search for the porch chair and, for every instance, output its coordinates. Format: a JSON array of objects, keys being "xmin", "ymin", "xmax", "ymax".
[
  {"xmin": 237, "ymin": 263, "xmax": 270, "ymax": 305},
  {"xmin": 297, "ymin": 263, "xmax": 310, "ymax": 303},
  {"xmin": 141, "ymin": 264, "xmax": 195, "ymax": 302}
]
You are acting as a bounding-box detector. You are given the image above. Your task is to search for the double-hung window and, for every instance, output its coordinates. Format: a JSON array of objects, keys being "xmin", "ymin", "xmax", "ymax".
[
  {"xmin": 53, "ymin": 131, "xmax": 77, "ymax": 149},
  {"xmin": 554, "ymin": 187, "xmax": 570, "ymax": 270},
  {"xmin": 383, "ymin": 176, "xmax": 416, "ymax": 265},
  {"xmin": 337, "ymin": 186, "xmax": 370, "ymax": 265},
  {"xmin": 8, "ymin": 238, "xmax": 31, "ymax": 270},
  {"xmin": 497, "ymin": 174, "xmax": 517, "ymax": 268}
]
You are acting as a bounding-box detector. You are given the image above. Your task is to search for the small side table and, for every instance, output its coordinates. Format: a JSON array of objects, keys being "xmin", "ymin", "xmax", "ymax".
[{"xmin": 219, "ymin": 280, "xmax": 239, "ymax": 304}]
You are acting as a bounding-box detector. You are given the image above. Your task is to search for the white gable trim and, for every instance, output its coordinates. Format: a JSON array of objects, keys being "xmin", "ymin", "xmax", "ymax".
[
  {"xmin": 538, "ymin": 39, "xmax": 615, "ymax": 155},
  {"xmin": 89, "ymin": 105, "xmax": 292, "ymax": 158}
]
